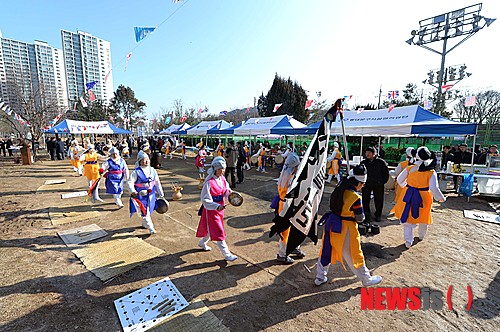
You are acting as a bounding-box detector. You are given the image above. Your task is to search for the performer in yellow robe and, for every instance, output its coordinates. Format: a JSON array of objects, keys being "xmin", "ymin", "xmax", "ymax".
[
  {"xmin": 390, "ymin": 147, "xmax": 416, "ymax": 213},
  {"xmin": 274, "ymin": 153, "xmax": 306, "ymax": 263},
  {"xmin": 252, "ymin": 143, "xmax": 267, "ymax": 172},
  {"xmin": 69, "ymin": 140, "xmax": 84, "ymax": 176},
  {"xmin": 216, "ymin": 141, "xmax": 225, "ymax": 157},
  {"xmin": 394, "ymin": 147, "xmax": 446, "ymax": 248},
  {"xmin": 326, "ymin": 142, "xmax": 342, "ymax": 183},
  {"xmin": 243, "ymin": 143, "xmax": 251, "ymax": 170},
  {"xmin": 80, "ymin": 144, "xmax": 106, "ymax": 202},
  {"xmin": 315, "ymin": 165, "xmax": 382, "ymax": 287}
]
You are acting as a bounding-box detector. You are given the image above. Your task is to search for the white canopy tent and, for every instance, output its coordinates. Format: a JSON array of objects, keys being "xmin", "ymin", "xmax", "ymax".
[{"xmin": 183, "ymin": 120, "xmax": 231, "ymax": 136}]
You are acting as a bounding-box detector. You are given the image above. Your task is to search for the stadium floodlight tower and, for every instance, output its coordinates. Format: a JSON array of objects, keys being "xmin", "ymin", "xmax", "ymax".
[{"xmin": 405, "ymin": 3, "xmax": 495, "ymax": 114}]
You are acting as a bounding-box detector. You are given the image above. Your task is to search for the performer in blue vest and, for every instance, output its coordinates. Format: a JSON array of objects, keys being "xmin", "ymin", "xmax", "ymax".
[
  {"xmin": 100, "ymin": 147, "xmax": 129, "ymax": 207},
  {"xmin": 128, "ymin": 150, "xmax": 165, "ymax": 234}
]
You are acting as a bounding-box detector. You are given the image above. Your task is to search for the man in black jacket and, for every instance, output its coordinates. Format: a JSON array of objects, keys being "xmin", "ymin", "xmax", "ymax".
[
  {"xmin": 236, "ymin": 141, "xmax": 246, "ymax": 184},
  {"xmin": 440, "ymin": 145, "xmax": 454, "ymax": 170},
  {"xmin": 360, "ymin": 147, "xmax": 389, "ymax": 223},
  {"xmin": 224, "ymin": 140, "xmax": 238, "ymax": 188},
  {"xmin": 453, "ymin": 143, "xmax": 475, "ymax": 165},
  {"xmin": 55, "ymin": 137, "xmax": 66, "ymax": 160}
]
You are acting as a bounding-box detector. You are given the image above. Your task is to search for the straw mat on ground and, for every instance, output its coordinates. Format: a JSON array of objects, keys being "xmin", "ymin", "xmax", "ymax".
[
  {"xmin": 49, "ymin": 205, "xmax": 102, "ymax": 226},
  {"xmin": 57, "ymin": 224, "xmax": 108, "ymax": 245},
  {"xmin": 72, "ymin": 237, "xmax": 164, "ymax": 281},
  {"xmin": 44, "ymin": 179, "xmax": 67, "ymax": 185},
  {"xmin": 149, "ymin": 299, "xmax": 230, "ymax": 332}
]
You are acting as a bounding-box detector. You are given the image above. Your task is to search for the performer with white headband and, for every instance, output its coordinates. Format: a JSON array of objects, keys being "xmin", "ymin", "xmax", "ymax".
[
  {"xmin": 196, "ymin": 156, "xmax": 238, "ymax": 261},
  {"xmin": 128, "ymin": 150, "xmax": 165, "ymax": 234},
  {"xmin": 315, "ymin": 164, "xmax": 382, "ymax": 287},
  {"xmin": 326, "ymin": 142, "xmax": 342, "ymax": 183},
  {"xmin": 101, "ymin": 147, "xmax": 129, "ymax": 208},
  {"xmin": 69, "ymin": 139, "xmax": 84, "ymax": 176},
  {"xmin": 274, "ymin": 152, "xmax": 306, "ymax": 264},
  {"xmin": 390, "ymin": 147, "xmax": 416, "ymax": 213},
  {"xmin": 394, "ymin": 146, "xmax": 446, "ymax": 248}
]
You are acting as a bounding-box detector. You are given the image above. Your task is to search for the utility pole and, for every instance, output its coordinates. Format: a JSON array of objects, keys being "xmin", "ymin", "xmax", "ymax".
[{"xmin": 377, "ymin": 85, "xmax": 382, "ymax": 110}]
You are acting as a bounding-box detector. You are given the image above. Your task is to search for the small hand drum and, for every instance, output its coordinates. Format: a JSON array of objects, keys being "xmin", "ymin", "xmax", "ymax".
[
  {"xmin": 326, "ymin": 161, "xmax": 332, "ymax": 170},
  {"xmin": 275, "ymin": 154, "xmax": 284, "ymax": 165},
  {"xmin": 228, "ymin": 192, "xmax": 243, "ymax": 207},
  {"xmin": 250, "ymin": 155, "xmax": 258, "ymax": 164}
]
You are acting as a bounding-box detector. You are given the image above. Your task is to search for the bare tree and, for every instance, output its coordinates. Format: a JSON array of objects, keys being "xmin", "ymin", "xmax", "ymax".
[
  {"xmin": 453, "ymin": 90, "xmax": 500, "ymax": 124},
  {"xmin": 0, "ymin": 80, "xmax": 61, "ymax": 159}
]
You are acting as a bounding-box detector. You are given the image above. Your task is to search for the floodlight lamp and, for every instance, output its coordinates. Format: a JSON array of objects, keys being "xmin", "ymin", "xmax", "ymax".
[
  {"xmin": 405, "ymin": 37, "xmax": 414, "ymax": 45},
  {"xmin": 411, "ymin": 30, "xmax": 418, "ymax": 36},
  {"xmin": 466, "ymin": 72, "xmax": 472, "ymax": 77},
  {"xmin": 422, "ymin": 79, "xmax": 427, "ymax": 84},
  {"xmin": 485, "ymin": 17, "xmax": 496, "ymax": 27}
]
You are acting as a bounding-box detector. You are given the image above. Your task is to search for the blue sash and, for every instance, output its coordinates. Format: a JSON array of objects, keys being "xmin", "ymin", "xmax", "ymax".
[
  {"xmin": 198, "ymin": 194, "xmax": 224, "ymax": 216},
  {"xmin": 400, "ymin": 185, "xmax": 429, "ymax": 223}
]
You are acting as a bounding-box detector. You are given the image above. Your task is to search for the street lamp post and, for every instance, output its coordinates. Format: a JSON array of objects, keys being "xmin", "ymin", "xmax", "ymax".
[{"xmin": 406, "ymin": 3, "xmax": 495, "ymax": 115}]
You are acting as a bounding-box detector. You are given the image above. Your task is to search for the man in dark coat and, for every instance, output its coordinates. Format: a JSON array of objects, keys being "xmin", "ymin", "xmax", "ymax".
[
  {"xmin": 224, "ymin": 140, "xmax": 238, "ymax": 188},
  {"xmin": 236, "ymin": 141, "xmax": 246, "ymax": 184},
  {"xmin": 47, "ymin": 137, "xmax": 56, "ymax": 160},
  {"xmin": 453, "ymin": 143, "xmax": 475, "ymax": 165},
  {"xmin": 440, "ymin": 145, "xmax": 454, "ymax": 170},
  {"xmin": 56, "ymin": 138, "xmax": 66, "ymax": 160},
  {"xmin": 360, "ymin": 147, "xmax": 389, "ymax": 223}
]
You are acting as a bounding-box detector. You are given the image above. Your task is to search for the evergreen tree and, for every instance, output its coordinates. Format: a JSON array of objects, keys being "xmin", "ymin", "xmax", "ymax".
[
  {"xmin": 263, "ymin": 74, "xmax": 308, "ymax": 123},
  {"xmin": 110, "ymin": 85, "xmax": 146, "ymax": 130}
]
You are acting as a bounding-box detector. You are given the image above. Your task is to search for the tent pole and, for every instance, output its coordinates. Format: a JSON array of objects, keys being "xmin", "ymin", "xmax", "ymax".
[
  {"xmin": 470, "ymin": 135, "xmax": 476, "ymax": 174},
  {"xmin": 377, "ymin": 136, "xmax": 381, "ymax": 155},
  {"xmin": 340, "ymin": 112, "xmax": 350, "ymax": 174},
  {"xmin": 360, "ymin": 136, "xmax": 364, "ymax": 157}
]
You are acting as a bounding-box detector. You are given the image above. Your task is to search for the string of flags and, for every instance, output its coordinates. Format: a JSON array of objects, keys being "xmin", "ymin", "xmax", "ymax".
[
  {"xmin": 305, "ymin": 100, "xmax": 314, "ymax": 109},
  {"xmin": 273, "ymin": 103, "xmax": 282, "ymax": 113},
  {"xmin": 423, "ymin": 100, "xmax": 433, "ymax": 110},
  {"xmin": 442, "ymin": 84, "xmax": 454, "ymax": 92},
  {"xmin": 180, "ymin": 115, "xmax": 187, "ymax": 122},
  {"xmin": 219, "ymin": 110, "xmax": 228, "ymax": 116},
  {"xmin": 134, "ymin": 27, "xmax": 157, "ymax": 43},
  {"xmin": 388, "ymin": 104, "xmax": 396, "ymax": 113},
  {"xmin": 1, "ymin": 98, "xmax": 30, "ymax": 126}
]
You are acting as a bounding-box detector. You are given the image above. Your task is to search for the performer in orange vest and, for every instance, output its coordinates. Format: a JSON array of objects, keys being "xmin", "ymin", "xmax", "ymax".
[
  {"xmin": 180, "ymin": 140, "xmax": 187, "ymax": 160},
  {"xmin": 216, "ymin": 140, "xmax": 225, "ymax": 157},
  {"xmin": 394, "ymin": 147, "xmax": 446, "ymax": 249},
  {"xmin": 253, "ymin": 143, "xmax": 267, "ymax": 172},
  {"xmin": 315, "ymin": 165, "xmax": 382, "ymax": 287},
  {"xmin": 326, "ymin": 142, "xmax": 342, "ymax": 183},
  {"xmin": 390, "ymin": 147, "xmax": 416, "ymax": 213},
  {"xmin": 274, "ymin": 152, "xmax": 306, "ymax": 263}
]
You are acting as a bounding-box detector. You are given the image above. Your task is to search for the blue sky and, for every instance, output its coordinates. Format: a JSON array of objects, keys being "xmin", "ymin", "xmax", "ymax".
[{"xmin": 1, "ymin": 0, "xmax": 499, "ymax": 118}]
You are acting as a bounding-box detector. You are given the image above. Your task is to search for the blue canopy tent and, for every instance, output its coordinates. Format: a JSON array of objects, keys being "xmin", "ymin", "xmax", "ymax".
[
  {"xmin": 44, "ymin": 119, "xmax": 131, "ymax": 134},
  {"xmin": 277, "ymin": 105, "xmax": 477, "ymax": 137}
]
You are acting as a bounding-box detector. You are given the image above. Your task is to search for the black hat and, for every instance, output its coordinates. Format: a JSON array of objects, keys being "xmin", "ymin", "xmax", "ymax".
[
  {"xmin": 417, "ymin": 147, "xmax": 432, "ymax": 161},
  {"xmin": 365, "ymin": 147, "xmax": 376, "ymax": 154}
]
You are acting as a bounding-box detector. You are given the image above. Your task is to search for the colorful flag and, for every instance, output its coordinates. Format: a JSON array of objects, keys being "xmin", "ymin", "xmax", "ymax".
[
  {"xmin": 357, "ymin": 107, "xmax": 365, "ymax": 114},
  {"xmin": 88, "ymin": 90, "xmax": 96, "ymax": 102},
  {"xmin": 245, "ymin": 106, "xmax": 251, "ymax": 114},
  {"xmin": 388, "ymin": 104, "xmax": 396, "ymax": 113},
  {"xmin": 305, "ymin": 100, "xmax": 314, "ymax": 109},
  {"xmin": 6, "ymin": 107, "xmax": 13, "ymax": 116},
  {"xmin": 165, "ymin": 116, "xmax": 171, "ymax": 125},
  {"xmin": 180, "ymin": 115, "xmax": 187, "ymax": 123},
  {"xmin": 134, "ymin": 27, "xmax": 157, "ymax": 43},
  {"xmin": 219, "ymin": 110, "xmax": 227, "ymax": 116},
  {"xmin": 308, "ymin": 113, "xmax": 315, "ymax": 121},
  {"xmin": 104, "ymin": 69, "xmax": 112, "ymax": 82},
  {"xmin": 125, "ymin": 52, "xmax": 132, "ymax": 72},
  {"xmin": 442, "ymin": 84, "xmax": 454, "ymax": 92},
  {"xmin": 273, "ymin": 103, "xmax": 283, "ymax": 113},
  {"xmin": 423, "ymin": 100, "xmax": 433, "ymax": 110},
  {"xmin": 388, "ymin": 90, "xmax": 399, "ymax": 99},
  {"xmin": 198, "ymin": 108, "xmax": 204, "ymax": 113},
  {"xmin": 85, "ymin": 81, "xmax": 98, "ymax": 90},
  {"xmin": 464, "ymin": 95, "xmax": 476, "ymax": 107},
  {"xmin": 269, "ymin": 106, "xmax": 338, "ymax": 255},
  {"xmin": 80, "ymin": 97, "xmax": 88, "ymax": 108}
]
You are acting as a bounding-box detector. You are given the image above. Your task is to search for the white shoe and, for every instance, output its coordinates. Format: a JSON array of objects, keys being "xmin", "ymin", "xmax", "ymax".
[
  {"xmin": 314, "ymin": 277, "xmax": 328, "ymax": 286},
  {"xmin": 116, "ymin": 199, "xmax": 124, "ymax": 208},
  {"xmin": 362, "ymin": 275, "xmax": 382, "ymax": 287},
  {"xmin": 198, "ymin": 240, "xmax": 212, "ymax": 251},
  {"xmin": 149, "ymin": 227, "xmax": 157, "ymax": 234},
  {"xmin": 224, "ymin": 254, "xmax": 238, "ymax": 261},
  {"xmin": 405, "ymin": 241, "xmax": 412, "ymax": 249},
  {"xmin": 95, "ymin": 198, "xmax": 104, "ymax": 203}
]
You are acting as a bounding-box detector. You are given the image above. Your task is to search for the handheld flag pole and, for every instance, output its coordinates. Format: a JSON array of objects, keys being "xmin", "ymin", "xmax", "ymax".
[{"xmin": 335, "ymin": 98, "xmax": 351, "ymax": 174}]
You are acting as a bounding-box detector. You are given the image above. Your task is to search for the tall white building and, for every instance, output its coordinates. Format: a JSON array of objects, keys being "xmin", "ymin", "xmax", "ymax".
[
  {"xmin": 61, "ymin": 30, "xmax": 113, "ymax": 104},
  {"xmin": 0, "ymin": 31, "xmax": 68, "ymax": 112}
]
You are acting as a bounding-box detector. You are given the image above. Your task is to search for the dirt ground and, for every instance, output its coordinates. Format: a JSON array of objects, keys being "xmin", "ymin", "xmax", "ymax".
[{"xmin": 0, "ymin": 151, "xmax": 498, "ymax": 332}]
